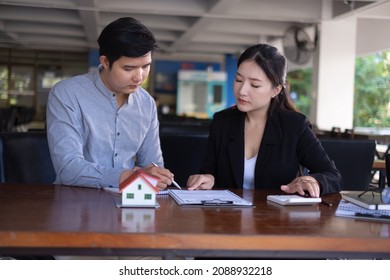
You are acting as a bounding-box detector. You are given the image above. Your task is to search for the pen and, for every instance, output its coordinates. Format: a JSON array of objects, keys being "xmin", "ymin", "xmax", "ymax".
[{"xmin": 151, "ymin": 162, "xmax": 182, "ymax": 189}]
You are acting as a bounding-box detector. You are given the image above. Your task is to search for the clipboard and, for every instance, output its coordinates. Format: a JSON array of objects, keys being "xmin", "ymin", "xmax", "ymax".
[{"xmin": 169, "ymin": 189, "xmax": 253, "ymax": 207}]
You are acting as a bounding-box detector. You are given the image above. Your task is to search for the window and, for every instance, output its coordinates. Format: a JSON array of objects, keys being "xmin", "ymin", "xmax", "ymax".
[
  {"xmin": 0, "ymin": 48, "xmax": 88, "ymax": 125},
  {"xmin": 144, "ymin": 194, "xmax": 152, "ymax": 200},
  {"xmin": 126, "ymin": 193, "xmax": 134, "ymax": 199},
  {"xmin": 0, "ymin": 65, "xmax": 8, "ymax": 104}
]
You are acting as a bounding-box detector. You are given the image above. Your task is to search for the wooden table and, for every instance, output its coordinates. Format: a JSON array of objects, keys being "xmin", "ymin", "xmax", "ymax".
[
  {"xmin": 0, "ymin": 184, "xmax": 389, "ymax": 259},
  {"xmin": 372, "ymin": 159, "xmax": 387, "ymax": 189},
  {"xmin": 373, "ymin": 159, "xmax": 385, "ymax": 170}
]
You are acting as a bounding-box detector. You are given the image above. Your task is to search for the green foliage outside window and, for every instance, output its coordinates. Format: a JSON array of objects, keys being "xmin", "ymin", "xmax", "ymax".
[
  {"xmin": 287, "ymin": 68, "xmax": 312, "ymax": 116},
  {"xmin": 0, "ymin": 66, "xmax": 8, "ymax": 102},
  {"xmin": 287, "ymin": 50, "xmax": 390, "ymax": 128},
  {"xmin": 354, "ymin": 51, "xmax": 390, "ymax": 127}
]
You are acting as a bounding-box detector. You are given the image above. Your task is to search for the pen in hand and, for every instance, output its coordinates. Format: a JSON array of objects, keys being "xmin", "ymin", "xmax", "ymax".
[{"xmin": 151, "ymin": 162, "xmax": 182, "ymax": 189}]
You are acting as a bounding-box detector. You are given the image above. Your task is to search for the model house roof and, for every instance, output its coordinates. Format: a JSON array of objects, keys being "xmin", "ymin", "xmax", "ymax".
[{"xmin": 119, "ymin": 170, "xmax": 160, "ymax": 193}]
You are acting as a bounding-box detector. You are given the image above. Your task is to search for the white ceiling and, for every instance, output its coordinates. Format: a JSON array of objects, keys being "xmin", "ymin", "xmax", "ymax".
[{"xmin": 0, "ymin": 0, "xmax": 389, "ymax": 59}]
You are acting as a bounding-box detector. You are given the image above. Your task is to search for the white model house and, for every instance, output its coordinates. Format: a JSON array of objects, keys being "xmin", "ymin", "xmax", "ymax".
[{"xmin": 119, "ymin": 170, "xmax": 160, "ymax": 207}]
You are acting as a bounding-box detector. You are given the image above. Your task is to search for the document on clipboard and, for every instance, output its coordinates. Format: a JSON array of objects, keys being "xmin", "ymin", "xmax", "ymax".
[{"xmin": 169, "ymin": 189, "xmax": 253, "ymax": 207}]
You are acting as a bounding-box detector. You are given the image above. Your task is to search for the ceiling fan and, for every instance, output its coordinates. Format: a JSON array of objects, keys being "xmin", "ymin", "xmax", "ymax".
[{"xmin": 283, "ymin": 25, "xmax": 318, "ymax": 65}]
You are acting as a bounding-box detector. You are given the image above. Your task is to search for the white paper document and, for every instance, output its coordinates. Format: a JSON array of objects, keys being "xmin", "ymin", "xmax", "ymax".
[{"xmin": 169, "ymin": 189, "xmax": 253, "ymax": 207}]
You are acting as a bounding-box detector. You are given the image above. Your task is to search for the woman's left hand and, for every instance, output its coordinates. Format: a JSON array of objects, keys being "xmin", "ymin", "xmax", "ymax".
[{"xmin": 280, "ymin": 176, "xmax": 320, "ymax": 197}]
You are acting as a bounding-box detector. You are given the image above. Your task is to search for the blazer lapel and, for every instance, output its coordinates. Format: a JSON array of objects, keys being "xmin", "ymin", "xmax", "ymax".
[
  {"xmin": 227, "ymin": 112, "xmax": 245, "ymax": 187},
  {"xmin": 254, "ymin": 111, "xmax": 281, "ymax": 188}
]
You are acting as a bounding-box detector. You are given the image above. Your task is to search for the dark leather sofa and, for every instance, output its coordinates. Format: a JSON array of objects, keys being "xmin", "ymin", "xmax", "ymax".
[
  {"xmin": 320, "ymin": 138, "xmax": 376, "ymax": 191},
  {"xmin": 0, "ymin": 131, "xmax": 56, "ymax": 184},
  {"xmin": 0, "ymin": 128, "xmax": 209, "ymax": 186},
  {"xmin": 160, "ymin": 133, "xmax": 208, "ymax": 187}
]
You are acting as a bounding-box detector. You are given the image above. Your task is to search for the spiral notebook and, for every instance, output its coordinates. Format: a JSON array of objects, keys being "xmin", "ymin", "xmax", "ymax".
[
  {"xmin": 335, "ymin": 199, "xmax": 390, "ymax": 222},
  {"xmin": 340, "ymin": 191, "xmax": 390, "ymax": 210}
]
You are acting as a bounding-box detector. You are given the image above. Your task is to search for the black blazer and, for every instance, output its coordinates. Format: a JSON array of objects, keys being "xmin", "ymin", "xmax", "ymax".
[{"xmin": 200, "ymin": 107, "xmax": 342, "ymax": 195}]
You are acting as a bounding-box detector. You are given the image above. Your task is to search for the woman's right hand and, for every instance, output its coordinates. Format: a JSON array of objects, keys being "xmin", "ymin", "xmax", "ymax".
[{"xmin": 186, "ymin": 174, "xmax": 215, "ymax": 190}]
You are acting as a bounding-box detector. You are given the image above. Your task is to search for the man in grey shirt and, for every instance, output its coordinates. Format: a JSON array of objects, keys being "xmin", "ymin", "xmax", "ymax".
[{"xmin": 47, "ymin": 17, "xmax": 174, "ymax": 190}]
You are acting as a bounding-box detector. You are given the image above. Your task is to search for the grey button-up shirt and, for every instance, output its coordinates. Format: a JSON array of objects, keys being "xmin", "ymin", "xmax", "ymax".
[{"xmin": 46, "ymin": 68, "xmax": 163, "ymax": 188}]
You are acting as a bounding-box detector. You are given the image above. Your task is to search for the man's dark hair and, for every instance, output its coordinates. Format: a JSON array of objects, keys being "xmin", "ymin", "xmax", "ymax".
[{"xmin": 98, "ymin": 17, "xmax": 158, "ymax": 67}]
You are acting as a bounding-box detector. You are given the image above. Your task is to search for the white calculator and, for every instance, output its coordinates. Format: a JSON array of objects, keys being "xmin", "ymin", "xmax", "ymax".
[{"xmin": 267, "ymin": 195, "xmax": 322, "ymax": 206}]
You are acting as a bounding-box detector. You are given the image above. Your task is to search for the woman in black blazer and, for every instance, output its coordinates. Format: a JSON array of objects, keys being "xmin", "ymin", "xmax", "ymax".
[{"xmin": 187, "ymin": 44, "xmax": 341, "ymax": 197}]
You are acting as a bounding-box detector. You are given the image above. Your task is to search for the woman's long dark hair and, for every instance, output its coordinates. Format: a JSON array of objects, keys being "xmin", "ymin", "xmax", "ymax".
[{"xmin": 237, "ymin": 44, "xmax": 297, "ymax": 114}]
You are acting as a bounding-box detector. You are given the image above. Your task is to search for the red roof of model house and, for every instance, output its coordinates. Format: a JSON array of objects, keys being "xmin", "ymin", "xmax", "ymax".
[{"xmin": 119, "ymin": 169, "xmax": 160, "ymax": 193}]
